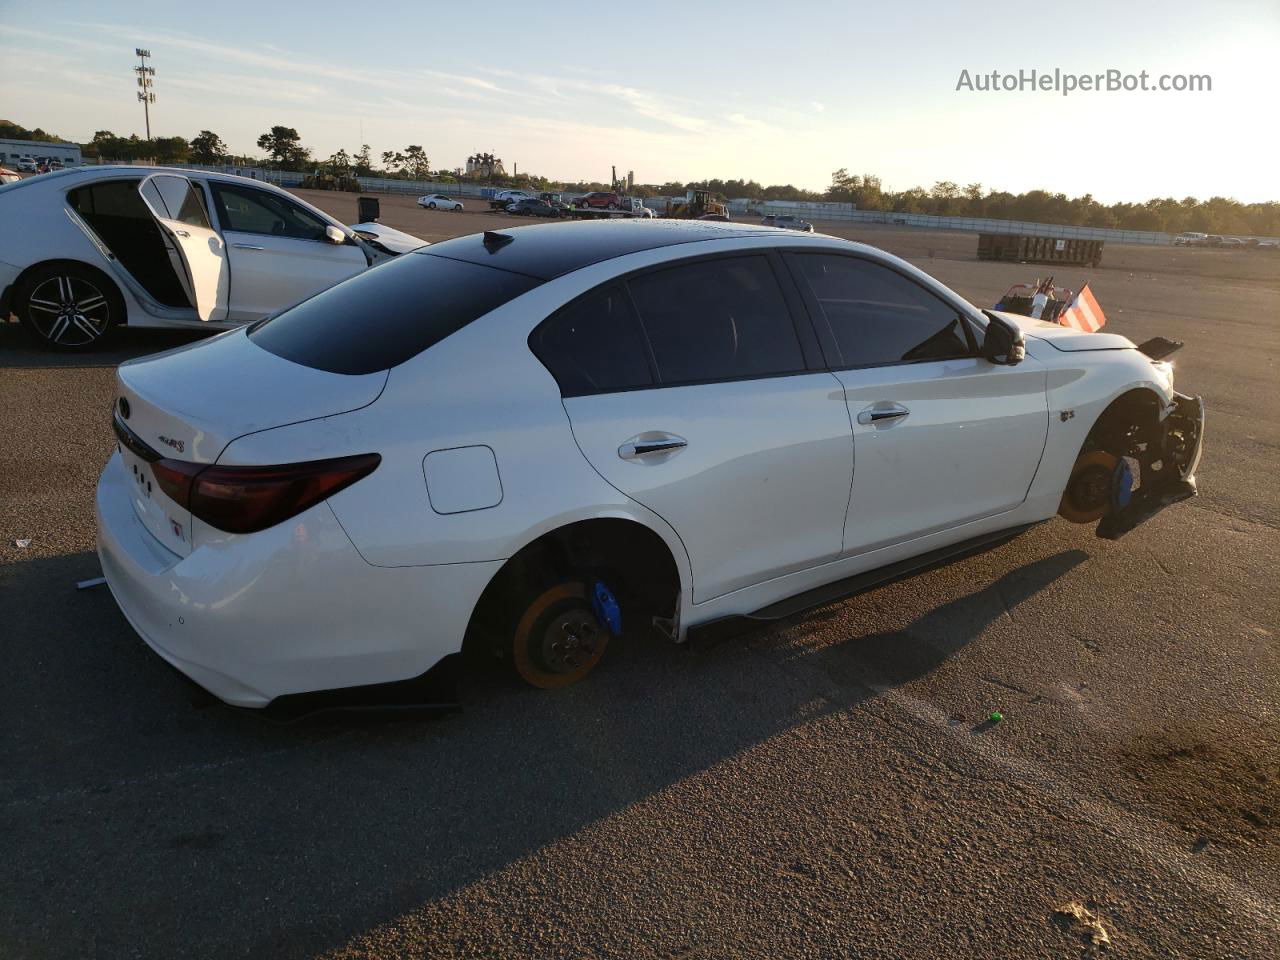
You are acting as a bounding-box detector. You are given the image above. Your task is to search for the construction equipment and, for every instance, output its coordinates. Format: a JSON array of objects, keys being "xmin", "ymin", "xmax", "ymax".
[
  {"xmin": 666, "ymin": 189, "xmax": 726, "ymax": 220},
  {"xmin": 301, "ymin": 171, "xmax": 360, "ymax": 192}
]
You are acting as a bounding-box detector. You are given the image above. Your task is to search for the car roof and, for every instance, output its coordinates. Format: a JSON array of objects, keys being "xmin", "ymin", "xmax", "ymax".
[
  {"xmin": 0, "ymin": 163, "xmax": 313, "ymax": 204},
  {"xmin": 416, "ymin": 219, "xmax": 780, "ymax": 280}
]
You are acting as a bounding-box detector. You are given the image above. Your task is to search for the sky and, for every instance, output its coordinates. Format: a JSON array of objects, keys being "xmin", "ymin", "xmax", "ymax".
[{"xmin": 1, "ymin": 0, "xmax": 1276, "ymax": 203}]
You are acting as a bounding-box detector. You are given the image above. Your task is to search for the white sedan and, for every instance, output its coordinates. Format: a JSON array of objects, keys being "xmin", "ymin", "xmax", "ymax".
[
  {"xmin": 417, "ymin": 193, "xmax": 464, "ymax": 211},
  {"xmin": 0, "ymin": 166, "xmax": 426, "ymax": 350},
  {"xmin": 96, "ymin": 219, "xmax": 1203, "ymax": 713}
]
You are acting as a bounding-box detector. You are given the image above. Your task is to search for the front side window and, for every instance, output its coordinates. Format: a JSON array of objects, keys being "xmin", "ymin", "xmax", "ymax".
[
  {"xmin": 626, "ymin": 255, "xmax": 806, "ymax": 385},
  {"xmin": 530, "ymin": 284, "xmax": 653, "ymax": 396},
  {"xmin": 790, "ymin": 254, "xmax": 973, "ymax": 367},
  {"xmin": 212, "ymin": 183, "xmax": 328, "ymax": 241}
]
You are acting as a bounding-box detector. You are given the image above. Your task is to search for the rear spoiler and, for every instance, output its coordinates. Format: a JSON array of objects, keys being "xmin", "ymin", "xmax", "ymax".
[{"xmin": 1136, "ymin": 336, "xmax": 1183, "ymax": 361}]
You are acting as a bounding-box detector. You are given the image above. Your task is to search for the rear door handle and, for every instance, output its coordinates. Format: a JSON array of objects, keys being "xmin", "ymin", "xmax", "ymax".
[
  {"xmin": 619, "ymin": 433, "xmax": 687, "ymax": 460},
  {"xmin": 232, "ymin": 243, "xmax": 265, "ymax": 250},
  {"xmin": 857, "ymin": 403, "xmax": 910, "ymax": 425}
]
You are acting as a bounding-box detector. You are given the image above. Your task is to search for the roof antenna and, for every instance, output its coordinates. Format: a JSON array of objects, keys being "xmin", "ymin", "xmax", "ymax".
[{"xmin": 483, "ymin": 231, "xmax": 514, "ymax": 249}]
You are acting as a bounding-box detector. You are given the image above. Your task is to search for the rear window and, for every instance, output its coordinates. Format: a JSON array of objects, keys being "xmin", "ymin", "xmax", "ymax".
[{"xmin": 248, "ymin": 252, "xmax": 541, "ymax": 375}]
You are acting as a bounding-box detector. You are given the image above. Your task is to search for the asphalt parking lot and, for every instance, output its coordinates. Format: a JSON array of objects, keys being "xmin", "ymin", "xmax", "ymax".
[{"xmin": 1, "ymin": 202, "xmax": 1277, "ymax": 959}]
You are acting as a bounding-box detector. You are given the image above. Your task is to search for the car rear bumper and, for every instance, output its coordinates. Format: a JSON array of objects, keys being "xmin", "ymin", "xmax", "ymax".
[{"xmin": 95, "ymin": 451, "xmax": 502, "ymax": 708}]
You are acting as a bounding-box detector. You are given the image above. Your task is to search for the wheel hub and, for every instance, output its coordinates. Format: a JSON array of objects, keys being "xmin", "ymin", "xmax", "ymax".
[
  {"xmin": 1069, "ymin": 465, "xmax": 1111, "ymax": 509},
  {"xmin": 539, "ymin": 610, "xmax": 600, "ymax": 674}
]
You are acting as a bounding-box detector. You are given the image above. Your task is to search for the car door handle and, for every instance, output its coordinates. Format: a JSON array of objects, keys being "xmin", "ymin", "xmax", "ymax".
[
  {"xmin": 857, "ymin": 404, "xmax": 911, "ymax": 425},
  {"xmin": 618, "ymin": 433, "xmax": 687, "ymax": 460},
  {"xmin": 174, "ymin": 229, "xmax": 191, "ymax": 238},
  {"xmin": 232, "ymin": 243, "xmax": 265, "ymax": 250}
]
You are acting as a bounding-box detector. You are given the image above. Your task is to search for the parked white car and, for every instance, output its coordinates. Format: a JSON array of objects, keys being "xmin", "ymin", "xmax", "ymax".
[
  {"xmin": 96, "ymin": 220, "xmax": 1203, "ymax": 714},
  {"xmin": 0, "ymin": 166, "xmax": 19, "ymax": 185},
  {"xmin": 0, "ymin": 166, "xmax": 426, "ymax": 350},
  {"xmin": 417, "ymin": 193, "xmax": 464, "ymax": 211},
  {"xmin": 16, "ymin": 156, "xmax": 37, "ymax": 172}
]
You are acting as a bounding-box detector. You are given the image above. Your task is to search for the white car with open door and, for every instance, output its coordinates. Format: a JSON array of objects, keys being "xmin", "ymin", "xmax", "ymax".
[
  {"xmin": 0, "ymin": 166, "xmax": 426, "ymax": 350},
  {"xmin": 95, "ymin": 220, "xmax": 1203, "ymax": 716}
]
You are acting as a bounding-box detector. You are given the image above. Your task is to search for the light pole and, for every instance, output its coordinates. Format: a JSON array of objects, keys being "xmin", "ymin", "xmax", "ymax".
[{"xmin": 134, "ymin": 48, "xmax": 156, "ymax": 140}]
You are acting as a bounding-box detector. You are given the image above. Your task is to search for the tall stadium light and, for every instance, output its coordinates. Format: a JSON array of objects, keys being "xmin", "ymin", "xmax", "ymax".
[{"xmin": 134, "ymin": 48, "xmax": 155, "ymax": 140}]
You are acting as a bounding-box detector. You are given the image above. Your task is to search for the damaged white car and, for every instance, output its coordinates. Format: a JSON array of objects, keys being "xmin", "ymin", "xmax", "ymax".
[
  {"xmin": 0, "ymin": 166, "xmax": 426, "ymax": 350},
  {"xmin": 95, "ymin": 221, "xmax": 1203, "ymax": 715}
]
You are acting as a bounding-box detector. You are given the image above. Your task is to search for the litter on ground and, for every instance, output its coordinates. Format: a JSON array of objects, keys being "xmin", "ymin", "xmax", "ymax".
[{"xmin": 1054, "ymin": 901, "xmax": 1113, "ymax": 948}]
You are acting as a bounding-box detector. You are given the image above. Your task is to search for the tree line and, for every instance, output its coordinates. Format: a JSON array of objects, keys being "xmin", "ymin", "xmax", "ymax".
[{"xmin": 6, "ymin": 118, "xmax": 1275, "ymax": 236}]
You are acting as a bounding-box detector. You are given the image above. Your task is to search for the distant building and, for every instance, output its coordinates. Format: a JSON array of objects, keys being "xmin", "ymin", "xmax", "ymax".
[
  {"xmin": 0, "ymin": 138, "xmax": 82, "ymax": 167},
  {"xmin": 465, "ymin": 152, "xmax": 506, "ymax": 178}
]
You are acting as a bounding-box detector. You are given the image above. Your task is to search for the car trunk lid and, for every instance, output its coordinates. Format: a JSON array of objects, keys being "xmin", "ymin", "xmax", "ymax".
[{"xmin": 113, "ymin": 328, "xmax": 387, "ymax": 555}]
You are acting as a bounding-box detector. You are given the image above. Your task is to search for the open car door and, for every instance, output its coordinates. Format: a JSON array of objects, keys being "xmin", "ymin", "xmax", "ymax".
[{"xmin": 137, "ymin": 174, "xmax": 229, "ymax": 322}]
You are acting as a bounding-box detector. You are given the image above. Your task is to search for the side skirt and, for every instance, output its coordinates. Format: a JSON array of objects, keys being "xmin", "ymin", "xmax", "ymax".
[{"xmin": 686, "ymin": 523, "xmax": 1042, "ymax": 647}]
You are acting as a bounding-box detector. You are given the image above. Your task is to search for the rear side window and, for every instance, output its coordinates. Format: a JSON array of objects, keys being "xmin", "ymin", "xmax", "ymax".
[
  {"xmin": 67, "ymin": 179, "xmax": 145, "ymax": 218},
  {"xmin": 249, "ymin": 253, "xmax": 540, "ymax": 375},
  {"xmin": 627, "ymin": 255, "xmax": 805, "ymax": 385},
  {"xmin": 790, "ymin": 254, "xmax": 973, "ymax": 367},
  {"xmin": 531, "ymin": 284, "xmax": 653, "ymax": 396},
  {"xmin": 140, "ymin": 175, "xmax": 211, "ymax": 229}
]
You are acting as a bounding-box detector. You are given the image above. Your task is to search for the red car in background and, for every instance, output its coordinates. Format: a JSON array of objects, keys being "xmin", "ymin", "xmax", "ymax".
[{"xmin": 576, "ymin": 191, "xmax": 626, "ymax": 209}]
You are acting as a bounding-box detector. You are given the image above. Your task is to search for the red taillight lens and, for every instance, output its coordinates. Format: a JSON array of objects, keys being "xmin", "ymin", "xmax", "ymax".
[
  {"xmin": 151, "ymin": 458, "xmax": 205, "ymax": 506},
  {"xmin": 152, "ymin": 453, "xmax": 380, "ymax": 534}
]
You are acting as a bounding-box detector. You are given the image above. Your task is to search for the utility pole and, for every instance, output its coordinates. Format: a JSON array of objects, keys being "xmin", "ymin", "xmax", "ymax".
[{"xmin": 134, "ymin": 48, "xmax": 156, "ymax": 140}]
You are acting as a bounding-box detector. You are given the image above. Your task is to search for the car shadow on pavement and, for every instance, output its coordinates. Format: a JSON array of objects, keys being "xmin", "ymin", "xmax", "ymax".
[
  {"xmin": 0, "ymin": 545, "xmax": 1085, "ymax": 958},
  {"xmin": 773, "ymin": 548, "xmax": 1089, "ymax": 695},
  {"xmin": 0, "ymin": 319, "xmax": 210, "ymax": 368}
]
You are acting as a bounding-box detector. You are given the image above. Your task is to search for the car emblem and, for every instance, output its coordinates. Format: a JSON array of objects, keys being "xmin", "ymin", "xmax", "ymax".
[
  {"xmin": 118, "ymin": 396, "xmax": 131, "ymax": 419},
  {"xmin": 158, "ymin": 435, "xmax": 185, "ymax": 453}
]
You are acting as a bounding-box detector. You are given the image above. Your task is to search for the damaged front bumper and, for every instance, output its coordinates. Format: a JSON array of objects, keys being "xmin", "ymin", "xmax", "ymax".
[{"xmin": 1097, "ymin": 392, "xmax": 1204, "ymax": 540}]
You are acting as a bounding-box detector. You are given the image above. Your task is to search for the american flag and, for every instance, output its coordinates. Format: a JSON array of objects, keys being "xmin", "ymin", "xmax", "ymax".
[{"xmin": 1058, "ymin": 283, "xmax": 1107, "ymax": 332}]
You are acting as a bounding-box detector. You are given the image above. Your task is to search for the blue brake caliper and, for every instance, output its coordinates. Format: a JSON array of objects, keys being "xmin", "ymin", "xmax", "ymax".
[{"xmin": 592, "ymin": 581, "xmax": 622, "ymax": 636}]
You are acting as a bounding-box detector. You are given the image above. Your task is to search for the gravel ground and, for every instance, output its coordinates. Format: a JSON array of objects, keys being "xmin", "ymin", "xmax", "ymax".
[{"xmin": 1, "ymin": 199, "xmax": 1276, "ymax": 959}]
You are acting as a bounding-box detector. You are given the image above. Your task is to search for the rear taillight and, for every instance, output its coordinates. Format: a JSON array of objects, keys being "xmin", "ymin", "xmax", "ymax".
[{"xmin": 152, "ymin": 454, "xmax": 380, "ymax": 534}]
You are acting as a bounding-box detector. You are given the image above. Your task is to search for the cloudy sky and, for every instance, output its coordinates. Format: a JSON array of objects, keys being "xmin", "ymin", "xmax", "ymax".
[{"xmin": 1, "ymin": 0, "xmax": 1275, "ymax": 202}]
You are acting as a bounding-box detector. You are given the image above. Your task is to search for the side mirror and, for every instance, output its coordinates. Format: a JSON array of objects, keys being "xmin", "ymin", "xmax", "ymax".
[
  {"xmin": 982, "ymin": 312, "xmax": 1026, "ymax": 366},
  {"xmin": 324, "ymin": 224, "xmax": 347, "ymax": 245}
]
